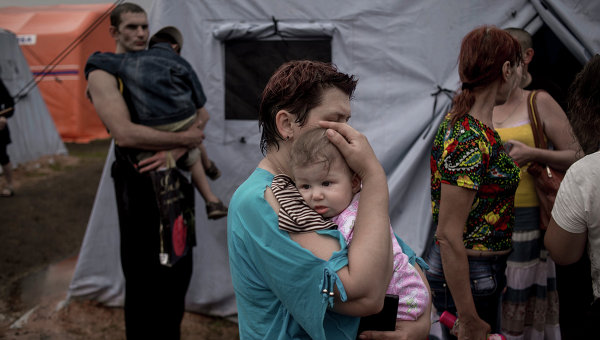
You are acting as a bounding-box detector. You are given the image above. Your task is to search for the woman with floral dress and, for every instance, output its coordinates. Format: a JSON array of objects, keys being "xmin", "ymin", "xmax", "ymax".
[{"xmin": 426, "ymin": 25, "xmax": 523, "ymax": 340}]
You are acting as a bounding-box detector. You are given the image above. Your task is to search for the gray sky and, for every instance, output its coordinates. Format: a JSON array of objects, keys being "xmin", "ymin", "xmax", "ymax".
[{"xmin": 0, "ymin": 0, "xmax": 153, "ymax": 12}]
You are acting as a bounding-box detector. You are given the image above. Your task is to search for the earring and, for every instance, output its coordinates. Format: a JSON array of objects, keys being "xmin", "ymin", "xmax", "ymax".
[{"xmin": 284, "ymin": 136, "xmax": 290, "ymax": 141}]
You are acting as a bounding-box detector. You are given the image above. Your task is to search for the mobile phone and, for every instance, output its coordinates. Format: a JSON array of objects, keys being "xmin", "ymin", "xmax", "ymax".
[{"xmin": 355, "ymin": 294, "xmax": 399, "ymax": 338}]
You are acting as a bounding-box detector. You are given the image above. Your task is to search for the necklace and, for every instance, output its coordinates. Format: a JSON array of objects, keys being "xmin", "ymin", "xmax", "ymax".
[{"xmin": 494, "ymin": 88, "xmax": 524, "ymax": 126}]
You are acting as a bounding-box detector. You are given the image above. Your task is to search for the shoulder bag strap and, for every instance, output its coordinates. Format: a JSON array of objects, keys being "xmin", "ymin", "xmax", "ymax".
[{"xmin": 527, "ymin": 90, "xmax": 547, "ymax": 149}]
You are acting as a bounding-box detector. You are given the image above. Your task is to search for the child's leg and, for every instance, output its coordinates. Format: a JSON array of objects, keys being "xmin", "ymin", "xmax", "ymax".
[
  {"xmin": 198, "ymin": 143, "xmax": 220, "ymax": 180},
  {"xmin": 190, "ymin": 160, "xmax": 220, "ymax": 204},
  {"xmin": 187, "ymin": 149, "xmax": 227, "ymax": 219},
  {"xmin": 199, "ymin": 144, "xmax": 211, "ymax": 169}
]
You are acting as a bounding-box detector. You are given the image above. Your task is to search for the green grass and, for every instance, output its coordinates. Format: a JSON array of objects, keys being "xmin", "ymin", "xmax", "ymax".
[{"xmin": 65, "ymin": 138, "xmax": 111, "ymax": 159}]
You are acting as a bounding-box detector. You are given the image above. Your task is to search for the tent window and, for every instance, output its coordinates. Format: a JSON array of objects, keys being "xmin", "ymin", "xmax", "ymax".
[{"xmin": 224, "ymin": 39, "xmax": 331, "ymax": 120}]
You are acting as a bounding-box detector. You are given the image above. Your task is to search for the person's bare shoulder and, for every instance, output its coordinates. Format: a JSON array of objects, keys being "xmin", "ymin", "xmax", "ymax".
[
  {"xmin": 535, "ymin": 90, "xmax": 558, "ymax": 105},
  {"xmin": 535, "ymin": 90, "xmax": 566, "ymax": 121},
  {"xmin": 87, "ymin": 69, "xmax": 118, "ymax": 89}
]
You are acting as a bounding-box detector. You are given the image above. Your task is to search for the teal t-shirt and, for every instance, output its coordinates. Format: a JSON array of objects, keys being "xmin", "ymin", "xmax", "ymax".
[{"xmin": 227, "ymin": 168, "xmax": 359, "ymax": 339}]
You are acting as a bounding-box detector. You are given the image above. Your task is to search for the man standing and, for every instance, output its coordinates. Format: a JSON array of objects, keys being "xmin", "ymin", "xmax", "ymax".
[
  {"xmin": 0, "ymin": 78, "xmax": 14, "ymax": 197},
  {"xmin": 86, "ymin": 3, "xmax": 205, "ymax": 339}
]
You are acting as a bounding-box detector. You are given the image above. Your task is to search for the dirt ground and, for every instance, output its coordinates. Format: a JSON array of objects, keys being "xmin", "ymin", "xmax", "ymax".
[{"xmin": 0, "ymin": 138, "xmax": 239, "ymax": 339}]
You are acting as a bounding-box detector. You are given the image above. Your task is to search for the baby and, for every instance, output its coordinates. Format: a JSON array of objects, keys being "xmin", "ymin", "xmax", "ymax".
[{"xmin": 274, "ymin": 127, "xmax": 429, "ymax": 322}]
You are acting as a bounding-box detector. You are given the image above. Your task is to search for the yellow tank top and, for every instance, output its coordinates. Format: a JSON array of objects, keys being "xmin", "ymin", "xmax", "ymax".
[{"xmin": 496, "ymin": 122, "xmax": 539, "ymax": 207}]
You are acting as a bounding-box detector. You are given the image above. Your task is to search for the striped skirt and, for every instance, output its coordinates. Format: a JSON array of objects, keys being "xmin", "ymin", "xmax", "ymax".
[{"xmin": 501, "ymin": 207, "xmax": 561, "ymax": 340}]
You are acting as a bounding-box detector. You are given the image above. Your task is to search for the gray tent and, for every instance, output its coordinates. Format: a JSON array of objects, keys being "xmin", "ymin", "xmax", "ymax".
[
  {"xmin": 0, "ymin": 29, "xmax": 66, "ymax": 167},
  {"xmin": 68, "ymin": 0, "xmax": 599, "ymax": 320}
]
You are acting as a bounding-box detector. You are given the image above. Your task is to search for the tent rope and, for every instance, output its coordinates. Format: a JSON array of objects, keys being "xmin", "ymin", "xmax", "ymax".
[
  {"xmin": 422, "ymin": 85, "xmax": 455, "ymax": 139},
  {"xmin": 272, "ymin": 16, "xmax": 279, "ymax": 36}
]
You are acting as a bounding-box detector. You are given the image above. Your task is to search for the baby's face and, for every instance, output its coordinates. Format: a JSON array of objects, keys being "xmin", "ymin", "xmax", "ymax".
[{"xmin": 293, "ymin": 157, "xmax": 356, "ymax": 219}]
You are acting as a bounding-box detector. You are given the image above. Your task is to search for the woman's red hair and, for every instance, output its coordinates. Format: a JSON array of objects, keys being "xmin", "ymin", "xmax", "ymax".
[{"xmin": 449, "ymin": 26, "xmax": 522, "ymax": 125}]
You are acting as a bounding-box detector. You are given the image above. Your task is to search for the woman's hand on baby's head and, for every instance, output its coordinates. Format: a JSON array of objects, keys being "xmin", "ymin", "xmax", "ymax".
[{"xmin": 318, "ymin": 121, "xmax": 384, "ymax": 181}]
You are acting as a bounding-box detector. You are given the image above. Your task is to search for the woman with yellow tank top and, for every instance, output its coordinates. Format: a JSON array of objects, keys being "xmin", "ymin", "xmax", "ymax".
[{"xmin": 493, "ymin": 82, "xmax": 579, "ymax": 339}]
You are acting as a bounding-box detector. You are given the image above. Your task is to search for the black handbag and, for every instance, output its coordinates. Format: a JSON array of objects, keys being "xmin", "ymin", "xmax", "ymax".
[{"xmin": 149, "ymin": 153, "xmax": 196, "ymax": 266}]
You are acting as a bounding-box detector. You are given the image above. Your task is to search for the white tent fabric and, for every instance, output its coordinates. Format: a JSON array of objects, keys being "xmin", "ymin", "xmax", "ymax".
[
  {"xmin": 531, "ymin": 0, "xmax": 599, "ymax": 63},
  {"xmin": 0, "ymin": 29, "xmax": 66, "ymax": 167},
  {"xmin": 68, "ymin": 0, "xmax": 600, "ymax": 318},
  {"xmin": 212, "ymin": 22, "xmax": 336, "ymax": 40}
]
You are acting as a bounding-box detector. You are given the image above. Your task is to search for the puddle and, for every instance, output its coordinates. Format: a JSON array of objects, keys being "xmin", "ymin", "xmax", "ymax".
[{"xmin": 5, "ymin": 256, "xmax": 77, "ymax": 314}]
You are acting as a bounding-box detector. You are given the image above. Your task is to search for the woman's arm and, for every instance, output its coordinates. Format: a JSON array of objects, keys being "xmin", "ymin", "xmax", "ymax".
[
  {"xmin": 290, "ymin": 122, "xmax": 394, "ymax": 317},
  {"xmin": 508, "ymin": 91, "xmax": 579, "ymax": 170},
  {"xmin": 544, "ymin": 163, "xmax": 588, "ymax": 265},
  {"xmin": 544, "ymin": 217, "xmax": 587, "ymax": 265},
  {"xmin": 436, "ymin": 183, "xmax": 490, "ymax": 340}
]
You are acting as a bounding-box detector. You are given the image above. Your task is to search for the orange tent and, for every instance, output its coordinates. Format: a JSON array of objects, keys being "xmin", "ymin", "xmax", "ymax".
[{"xmin": 0, "ymin": 4, "xmax": 116, "ymax": 142}]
